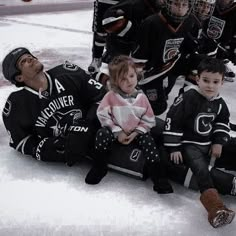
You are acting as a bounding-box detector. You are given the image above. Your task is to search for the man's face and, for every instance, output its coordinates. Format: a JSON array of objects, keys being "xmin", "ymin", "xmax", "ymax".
[
  {"xmin": 170, "ymin": 0, "xmax": 189, "ymax": 17},
  {"xmin": 16, "ymin": 53, "xmax": 44, "ymax": 82}
]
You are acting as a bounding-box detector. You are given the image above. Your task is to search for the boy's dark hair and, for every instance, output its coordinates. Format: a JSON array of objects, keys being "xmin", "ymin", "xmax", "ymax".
[{"xmin": 197, "ymin": 56, "xmax": 226, "ymax": 79}]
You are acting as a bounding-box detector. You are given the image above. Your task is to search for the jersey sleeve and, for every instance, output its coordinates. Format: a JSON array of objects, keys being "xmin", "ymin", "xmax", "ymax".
[
  {"xmin": 163, "ymin": 94, "xmax": 185, "ymax": 153},
  {"xmin": 211, "ymin": 99, "xmax": 230, "ymax": 145},
  {"xmin": 70, "ymin": 67, "xmax": 107, "ymax": 106},
  {"xmin": 2, "ymin": 94, "xmax": 39, "ymax": 156},
  {"xmin": 131, "ymin": 17, "xmax": 152, "ymax": 63}
]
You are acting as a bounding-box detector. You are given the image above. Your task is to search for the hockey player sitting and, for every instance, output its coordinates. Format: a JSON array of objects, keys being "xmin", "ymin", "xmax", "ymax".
[
  {"xmin": 1, "ymin": 47, "xmax": 106, "ymax": 166},
  {"xmin": 85, "ymin": 55, "xmax": 173, "ymax": 194},
  {"xmin": 163, "ymin": 57, "xmax": 235, "ymax": 228}
]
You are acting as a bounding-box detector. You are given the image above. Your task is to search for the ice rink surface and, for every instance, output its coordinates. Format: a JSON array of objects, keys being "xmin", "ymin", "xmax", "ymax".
[{"xmin": 0, "ymin": 7, "xmax": 235, "ymax": 236}]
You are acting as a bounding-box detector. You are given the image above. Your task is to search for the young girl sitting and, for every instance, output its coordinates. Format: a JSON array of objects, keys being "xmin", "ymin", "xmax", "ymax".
[{"xmin": 85, "ymin": 55, "xmax": 173, "ymax": 194}]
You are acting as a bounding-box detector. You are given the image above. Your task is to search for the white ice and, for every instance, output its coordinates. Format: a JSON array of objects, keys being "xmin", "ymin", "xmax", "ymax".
[{"xmin": 0, "ymin": 7, "xmax": 235, "ymax": 236}]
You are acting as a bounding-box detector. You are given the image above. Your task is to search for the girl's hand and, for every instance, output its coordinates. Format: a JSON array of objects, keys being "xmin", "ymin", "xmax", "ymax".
[
  {"xmin": 123, "ymin": 131, "xmax": 138, "ymax": 145},
  {"xmin": 117, "ymin": 131, "xmax": 128, "ymax": 144}
]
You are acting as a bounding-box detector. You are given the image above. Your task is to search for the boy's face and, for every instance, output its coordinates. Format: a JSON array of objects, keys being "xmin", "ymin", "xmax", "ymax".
[
  {"xmin": 170, "ymin": 0, "xmax": 189, "ymax": 17},
  {"xmin": 196, "ymin": 71, "xmax": 224, "ymax": 99}
]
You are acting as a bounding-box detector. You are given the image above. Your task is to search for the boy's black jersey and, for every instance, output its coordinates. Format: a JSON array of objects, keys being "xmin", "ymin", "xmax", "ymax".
[
  {"xmin": 2, "ymin": 62, "xmax": 106, "ymax": 156},
  {"xmin": 132, "ymin": 13, "xmax": 200, "ymax": 85},
  {"xmin": 163, "ymin": 87, "xmax": 230, "ymax": 153}
]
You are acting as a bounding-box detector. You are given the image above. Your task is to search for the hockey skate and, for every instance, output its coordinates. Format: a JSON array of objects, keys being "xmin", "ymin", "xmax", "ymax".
[
  {"xmin": 224, "ymin": 59, "xmax": 235, "ymax": 82},
  {"xmin": 88, "ymin": 58, "xmax": 102, "ymax": 74}
]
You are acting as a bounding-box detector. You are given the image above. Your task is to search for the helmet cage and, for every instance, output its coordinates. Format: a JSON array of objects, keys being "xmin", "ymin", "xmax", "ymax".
[
  {"xmin": 165, "ymin": 0, "xmax": 195, "ymax": 23},
  {"xmin": 193, "ymin": 0, "xmax": 216, "ymax": 21}
]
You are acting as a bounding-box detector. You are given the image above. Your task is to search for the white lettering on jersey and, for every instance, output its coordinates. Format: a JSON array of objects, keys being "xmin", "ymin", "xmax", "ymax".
[
  {"xmin": 36, "ymin": 95, "xmax": 74, "ymax": 127},
  {"xmin": 55, "ymin": 79, "xmax": 65, "ymax": 94},
  {"xmin": 163, "ymin": 38, "xmax": 184, "ymax": 63},
  {"xmin": 88, "ymin": 78, "xmax": 103, "ymax": 89}
]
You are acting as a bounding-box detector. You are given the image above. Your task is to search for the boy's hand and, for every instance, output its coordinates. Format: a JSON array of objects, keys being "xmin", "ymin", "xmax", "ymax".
[
  {"xmin": 170, "ymin": 151, "xmax": 183, "ymax": 165},
  {"xmin": 210, "ymin": 144, "xmax": 222, "ymax": 159}
]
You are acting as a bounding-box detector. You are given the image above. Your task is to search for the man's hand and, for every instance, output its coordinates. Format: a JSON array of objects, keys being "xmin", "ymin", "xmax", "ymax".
[
  {"xmin": 209, "ymin": 144, "xmax": 222, "ymax": 159},
  {"xmin": 170, "ymin": 151, "xmax": 183, "ymax": 165}
]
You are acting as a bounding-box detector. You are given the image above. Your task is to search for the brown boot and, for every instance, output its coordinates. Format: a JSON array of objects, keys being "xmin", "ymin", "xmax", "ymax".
[{"xmin": 200, "ymin": 188, "xmax": 235, "ymax": 228}]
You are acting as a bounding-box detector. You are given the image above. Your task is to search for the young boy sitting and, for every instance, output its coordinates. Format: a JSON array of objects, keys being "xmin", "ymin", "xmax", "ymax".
[{"xmin": 163, "ymin": 56, "xmax": 235, "ymax": 228}]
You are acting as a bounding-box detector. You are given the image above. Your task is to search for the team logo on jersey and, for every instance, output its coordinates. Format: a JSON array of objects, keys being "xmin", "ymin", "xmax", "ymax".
[
  {"xmin": 173, "ymin": 94, "xmax": 183, "ymax": 106},
  {"xmin": 146, "ymin": 89, "xmax": 157, "ymax": 101},
  {"xmin": 163, "ymin": 38, "xmax": 184, "ymax": 63},
  {"xmin": 50, "ymin": 109, "xmax": 83, "ymax": 136},
  {"xmin": 207, "ymin": 16, "xmax": 225, "ymax": 40},
  {"xmin": 195, "ymin": 113, "xmax": 216, "ymax": 135},
  {"xmin": 130, "ymin": 149, "xmax": 142, "ymax": 162},
  {"xmin": 63, "ymin": 61, "xmax": 79, "ymax": 71},
  {"xmin": 2, "ymin": 100, "xmax": 12, "ymax": 117}
]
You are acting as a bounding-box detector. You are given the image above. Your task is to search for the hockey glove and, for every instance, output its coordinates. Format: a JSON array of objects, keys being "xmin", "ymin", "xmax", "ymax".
[
  {"xmin": 65, "ymin": 120, "xmax": 93, "ymax": 166},
  {"xmin": 34, "ymin": 136, "xmax": 66, "ymax": 162}
]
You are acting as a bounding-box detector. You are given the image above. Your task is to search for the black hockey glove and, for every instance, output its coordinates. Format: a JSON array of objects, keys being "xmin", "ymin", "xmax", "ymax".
[
  {"xmin": 65, "ymin": 120, "xmax": 94, "ymax": 166},
  {"xmin": 34, "ymin": 136, "xmax": 66, "ymax": 162}
]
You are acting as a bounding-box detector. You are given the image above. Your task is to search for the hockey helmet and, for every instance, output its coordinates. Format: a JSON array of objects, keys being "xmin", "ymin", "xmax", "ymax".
[
  {"xmin": 216, "ymin": 0, "xmax": 234, "ymax": 11},
  {"xmin": 164, "ymin": 0, "xmax": 195, "ymax": 23},
  {"xmin": 193, "ymin": 0, "xmax": 216, "ymax": 21},
  {"xmin": 2, "ymin": 47, "xmax": 33, "ymax": 84}
]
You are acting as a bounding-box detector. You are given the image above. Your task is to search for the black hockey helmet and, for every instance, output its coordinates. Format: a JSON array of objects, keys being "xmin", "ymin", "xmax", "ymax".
[
  {"xmin": 2, "ymin": 47, "xmax": 33, "ymax": 84},
  {"xmin": 193, "ymin": 0, "xmax": 216, "ymax": 21},
  {"xmin": 164, "ymin": 0, "xmax": 195, "ymax": 23},
  {"xmin": 216, "ymin": 0, "xmax": 234, "ymax": 12}
]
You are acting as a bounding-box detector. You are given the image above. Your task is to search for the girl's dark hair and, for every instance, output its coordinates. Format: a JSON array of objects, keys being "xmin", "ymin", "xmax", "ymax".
[
  {"xmin": 108, "ymin": 55, "xmax": 137, "ymax": 90},
  {"xmin": 197, "ymin": 56, "xmax": 226, "ymax": 79}
]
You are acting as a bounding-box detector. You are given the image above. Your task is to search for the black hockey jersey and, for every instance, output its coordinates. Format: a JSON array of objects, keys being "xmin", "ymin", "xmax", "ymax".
[
  {"xmin": 132, "ymin": 13, "xmax": 200, "ymax": 85},
  {"xmin": 2, "ymin": 62, "xmax": 106, "ymax": 157},
  {"xmin": 197, "ymin": 3, "xmax": 236, "ymax": 55},
  {"xmin": 163, "ymin": 87, "xmax": 230, "ymax": 153}
]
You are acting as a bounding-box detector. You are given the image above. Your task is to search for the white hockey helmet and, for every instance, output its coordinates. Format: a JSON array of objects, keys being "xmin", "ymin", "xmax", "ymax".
[
  {"xmin": 164, "ymin": 0, "xmax": 195, "ymax": 23},
  {"xmin": 193, "ymin": 0, "xmax": 216, "ymax": 21}
]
